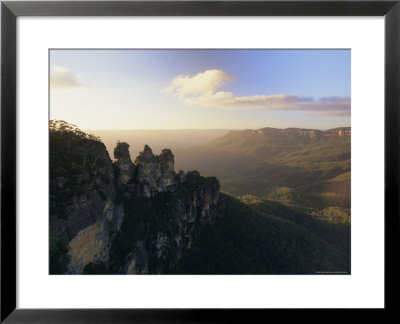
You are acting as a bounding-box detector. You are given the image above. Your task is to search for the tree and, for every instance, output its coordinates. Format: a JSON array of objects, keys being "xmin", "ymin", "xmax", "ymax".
[{"xmin": 50, "ymin": 120, "xmax": 103, "ymax": 168}]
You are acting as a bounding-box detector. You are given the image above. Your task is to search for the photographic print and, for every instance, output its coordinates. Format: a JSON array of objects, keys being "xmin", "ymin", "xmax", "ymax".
[{"xmin": 49, "ymin": 49, "xmax": 351, "ymax": 275}]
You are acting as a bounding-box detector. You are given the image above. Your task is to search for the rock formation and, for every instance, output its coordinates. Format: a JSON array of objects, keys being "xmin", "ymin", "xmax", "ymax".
[
  {"xmin": 116, "ymin": 167, "xmax": 223, "ymax": 274},
  {"xmin": 324, "ymin": 127, "xmax": 351, "ymax": 137},
  {"xmin": 111, "ymin": 144, "xmax": 223, "ymax": 274},
  {"xmin": 158, "ymin": 149, "xmax": 176, "ymax": 191},
  {"xmin": 49, "ymin": 124, "xmax": 224, "ymax": 275},
  {"xmin": 134, "ymin": 145, "xmax": 177, "ymax": 198},
  {"xmin": 114, "ymin": 141, "xmax": 135, "ymax": 188}
]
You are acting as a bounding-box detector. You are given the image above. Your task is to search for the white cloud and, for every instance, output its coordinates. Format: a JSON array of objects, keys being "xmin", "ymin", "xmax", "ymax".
[
  {"xmin": 163, "ymin": 69, "xmax": 234, "ymax": 99},
  {"xmin": 164, "ymin": 69, "xmax": 351, "ymax": 114},
  {"xmin": 184, "ymin": 93, "xmax": 351, "ymax": 111},
  {"xmin": 309, "ymin": 110, "xmax": 351, "ymax": 117},
  {"xmin": 50, "ymin": 66, "xmax": 81, "ymax": 89}
]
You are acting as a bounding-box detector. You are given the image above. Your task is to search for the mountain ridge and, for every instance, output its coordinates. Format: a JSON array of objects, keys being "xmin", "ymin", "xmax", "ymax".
[
  {"xmin": 175, "ymin": 125, "xmax": 351, "ymax": 218},
  {"xmin": 224, "ymin": 126, "xmax": 350, "ymax": 137},
  {"xmin": 50, "ymin": 120, "xmax": 350, "ymax": 275}
]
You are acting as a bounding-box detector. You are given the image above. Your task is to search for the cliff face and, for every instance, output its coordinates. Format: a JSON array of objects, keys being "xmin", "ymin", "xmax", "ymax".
[
  {"xmin": 49, "ymin": 121, "xmax": 224, "ymax": 274},
  {"xmin": 49, "ymin": 123, "xmax": 124, "ymax": 274},
  {"xmin": 225, "ymin": 127, "xmax": 351, "ymax": 139},
  {"xmin": 63, "ymin": 157, "xmax": 124, "ymax": 274},
  {"xmin": 324, "ymin": 127, "xmax": 351, "ymax": 137}
]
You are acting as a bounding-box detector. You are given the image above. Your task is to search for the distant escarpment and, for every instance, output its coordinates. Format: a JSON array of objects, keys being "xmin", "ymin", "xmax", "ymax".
[
  {"xmin": 49, "ymin": 121, "xmax": 223, "ymax": 274},
  {"xmin": 223, "ymin": 127, "xmax": 351, "ymax": 140},
  {"xmin": 175, "ymin": 126, "xmax": 351, "ymax": 219}
]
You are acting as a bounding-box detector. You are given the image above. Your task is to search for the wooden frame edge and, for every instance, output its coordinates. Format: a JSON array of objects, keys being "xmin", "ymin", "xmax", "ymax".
[{"xmin": 1, "ymin": 1, "xmax": 399, "ymax": 322}]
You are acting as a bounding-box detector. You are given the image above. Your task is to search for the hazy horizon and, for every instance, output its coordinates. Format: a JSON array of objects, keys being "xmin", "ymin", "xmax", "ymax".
[
  {"xmin": 85, "ymin": 125, "xmax": 351, "ymax": 163},
  {"xmin": 90, "ymin": 129, "xmax": 231, "ymax": 159},
  {"xmin": 85, "ymin": 125, "xmax": 351, "ymax": 131}
]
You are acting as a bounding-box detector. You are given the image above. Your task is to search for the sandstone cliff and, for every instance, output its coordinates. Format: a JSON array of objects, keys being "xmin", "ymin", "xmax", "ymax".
[
  {"xmin": 49, "ymin": 121, "xmax": 224, "ymax": 274},
  {"xmin": 49, "ymin": 121, "xmax": 124, "ymax": 274},
  {"xmin": 225, "ymin": 127, "xmax": 351, "ymax": 139}
]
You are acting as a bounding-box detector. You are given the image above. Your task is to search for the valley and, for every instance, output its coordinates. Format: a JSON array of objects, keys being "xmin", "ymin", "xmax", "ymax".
[
  {"xmin": 50, "ymin": 121, "xmax": 351, "ymax": 275},
  {"xmin": 174, "ymin": 127, "xmax": 351, "ymax": 221}
]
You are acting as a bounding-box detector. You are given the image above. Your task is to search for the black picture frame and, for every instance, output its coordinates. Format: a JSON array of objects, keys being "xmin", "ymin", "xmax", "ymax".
[{"xmin": 1, "ymin": 0, "xmax": 399, "ymax": 322}]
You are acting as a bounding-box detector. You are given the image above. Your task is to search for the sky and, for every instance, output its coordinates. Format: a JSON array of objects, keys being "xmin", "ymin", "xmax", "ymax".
[{"xmin": 50, "ymin": 49, "xmax": 350, "ymax": 130}]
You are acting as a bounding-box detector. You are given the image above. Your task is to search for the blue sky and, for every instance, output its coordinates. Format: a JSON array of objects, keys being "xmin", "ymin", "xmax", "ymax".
[{"xmin": 50, "ymin": 49, "xmax": 350, "ymax": 130}]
